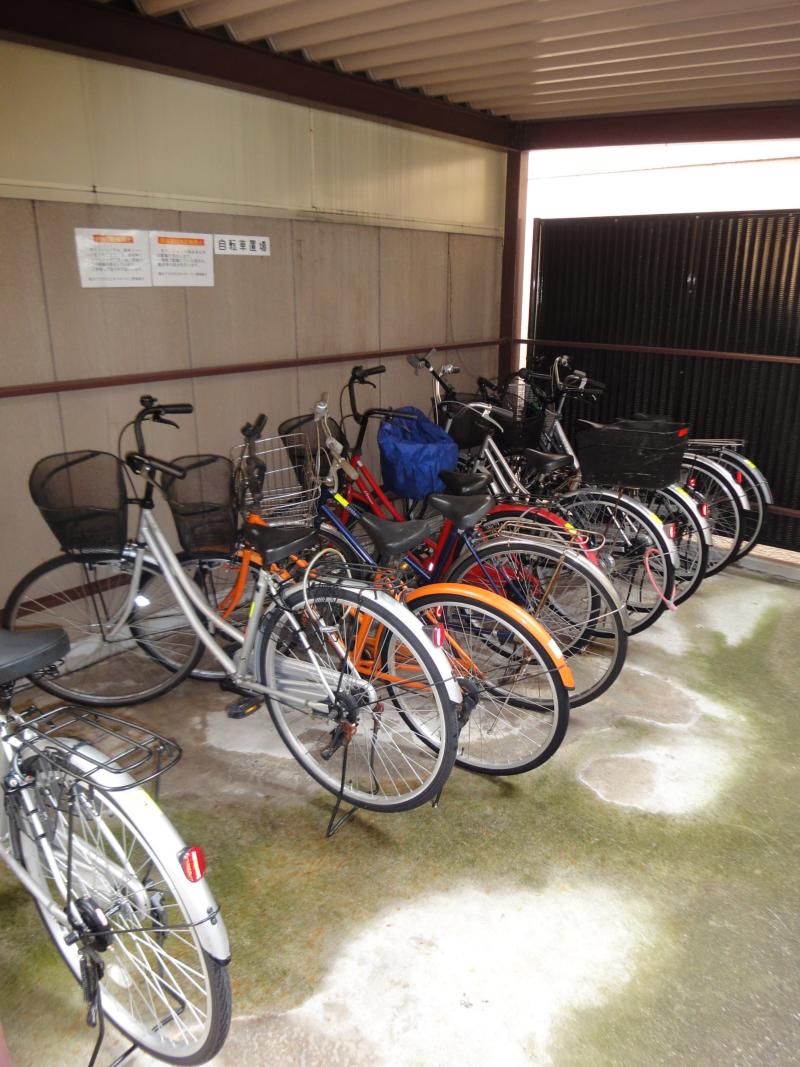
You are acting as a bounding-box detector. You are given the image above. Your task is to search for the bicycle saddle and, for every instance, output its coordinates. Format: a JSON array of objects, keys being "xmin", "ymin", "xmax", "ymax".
[
  {"xmin": 242, "ymin": 523, "xmax": 317, "ymax": 565},
  {"xmin": 426, "ymin": 494, "xmax": 493, "ymax": 530},
  {"xmin": 0, "ymin": 628, "xmax": 69, "ymax": 685},
  {"xmin": 522, "ymin": 449, "xmax": 575, "ymax": 475},
  {"xmin": 438, "ymin": 470, "xmax": 492, "ymax": 496},
  {"xmin": 354, "ymin": 512, "xmax": 438, "ymax": 560}
]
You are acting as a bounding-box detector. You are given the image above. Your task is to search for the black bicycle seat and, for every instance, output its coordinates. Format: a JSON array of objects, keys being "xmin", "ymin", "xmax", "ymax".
[
  {"xmin": 0, "ymin": 628, "xmax": 69, "ymax": 685},
  {"xmin": 242, "ymin": 523, "xmax": 316, "ymax": 565},
  {"xmin": 522, "ymin": 449, "xmax": 575, "ymax": 475},
  {"xmin": 438, "ymin": 470, "xmax": 492, "ymax": 496},
  {"xmin": 426, "ymin": 494, "xmax": 493, "ymax": 530},
  {"xmin": 354, "ymin": 512, "xmax": 437, "ymax": 560}
]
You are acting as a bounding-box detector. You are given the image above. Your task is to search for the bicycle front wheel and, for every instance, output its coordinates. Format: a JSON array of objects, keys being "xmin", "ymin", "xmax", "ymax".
[
  {"xmin": 4, "ymin": 553, "xmax": 202, "ymax": 706},
  {"xmin": 12, "ymin": 750, "xmax": 231, "ymax": 1063},
  {"xmin": 255, "ymin": 581, "xmax": 459, "ymax": 812},
  {"xmin": 404, "ymin": 588, "xmax": 569, "ymax": 775}
]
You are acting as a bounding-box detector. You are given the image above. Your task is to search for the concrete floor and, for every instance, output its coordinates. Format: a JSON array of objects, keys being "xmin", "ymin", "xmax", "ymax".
[{"xmin": 2, "ymin": 562, "xmax": 799, "ymax": 1067}]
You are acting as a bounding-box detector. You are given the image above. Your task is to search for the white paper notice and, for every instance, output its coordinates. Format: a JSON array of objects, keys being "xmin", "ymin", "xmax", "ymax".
[
  {"xmin": 75, "ymin": 229, "xmax": 152, "ymax": 288},
  {"xmin": 149, "ymin": 232, "xmax": 214, "ymax": 286},
  {"xmin": 214, "ymin": 234, "xmax": 271, "ymax": 256}
]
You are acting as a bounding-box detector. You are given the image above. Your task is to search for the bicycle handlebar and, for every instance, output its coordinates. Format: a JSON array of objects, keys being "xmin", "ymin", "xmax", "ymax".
[
  {"xmin": 240, "ymin": 413, "xmax": 267, "ymax": 439},
  {"xmin": 125, "ymin": 452, "xmax": 186, "ymax": 480}
]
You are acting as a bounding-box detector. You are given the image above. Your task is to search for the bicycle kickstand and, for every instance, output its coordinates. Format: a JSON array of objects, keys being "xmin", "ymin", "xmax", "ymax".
[
  {"xmin": 84, "ymin": 956, "xmax": 137, "ymax": 1067},
  {"xmin": 325, "ymin": 736, "xmax": 358, "ymax": 838}
]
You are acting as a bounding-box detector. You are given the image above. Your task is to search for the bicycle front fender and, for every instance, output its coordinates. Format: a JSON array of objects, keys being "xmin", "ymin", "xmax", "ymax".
[{"xmin": 406, "ymin": 582, "xmax": 575, "ymax": 692}]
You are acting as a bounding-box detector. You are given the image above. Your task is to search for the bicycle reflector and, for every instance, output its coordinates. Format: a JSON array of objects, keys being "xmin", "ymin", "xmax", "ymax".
[
  {"xmin": 677, "ymin": 427, "xmax": 689, "ymax": 438},
  {"xmin": 735, "ymin": 470, "xmax": 744, "ymax": 484},
  {"xmin": 687, "ymin": 476, "xmax": 697, "ymax": 489},
  {"xmin": 179, "ymin": 846, "xmax": 206, "ymax": 883},
  {"xmin": 424, "ymin": 624, "xmax": 446, "ymax": 648},
  {"xmin": 665, "ymin": 522, "xmax": 678, "ymax": 540},
  {"xmin": 700, "ymin": 502, "xmax": 711, "ymax": 518}
]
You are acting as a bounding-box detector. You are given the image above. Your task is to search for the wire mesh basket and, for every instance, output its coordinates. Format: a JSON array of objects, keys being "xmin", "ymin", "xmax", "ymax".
[
  {"xmin": 7, "ymin": 704, "xmax": 181, "ymax": 792},
  {"xmin": 162, "ymin": 455, "xmax": 237, "ymax": 553},
  {"xmin": 232, "ymin": 433, "xmax": 321, "ymax": 525},
  {"xmin": 29, "ymin": 451, "xmax": 128, "ymax": 553}
]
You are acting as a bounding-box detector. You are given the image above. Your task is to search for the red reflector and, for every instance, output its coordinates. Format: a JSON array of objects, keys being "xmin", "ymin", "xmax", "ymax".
[
  {"xmin": 687, "ymin": 476, "xmax": 697, "ymax": 489},
  {"xmin": 179, "ymin": 846, "xmax": 206, "ymax": 883},
  {"xmin": 432, "ymin": 624, "xmax": 445, "ymax": 648},
  {"xmin": 666, "ymin": 522, "xmax": 677, "ymax": 540},
  {"xmin": 434, "ymin": 605, "xmax": 443, "ymax": 620},
  {"xmin": 700, "ymin": 502, "xmax": 710, "ymax": 518},
  {"xmin": 736, "ymin": 471, "xmax": 743, "ymax": 484},
  {"xmin": 677, "ymin": 427, "xmax": 689, "ymax": 438}
]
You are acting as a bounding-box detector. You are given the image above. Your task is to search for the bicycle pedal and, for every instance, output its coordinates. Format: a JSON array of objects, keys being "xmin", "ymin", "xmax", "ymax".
[{"xmin": 226, "ymin": 696, "xmax": 262, "ymax": 719}]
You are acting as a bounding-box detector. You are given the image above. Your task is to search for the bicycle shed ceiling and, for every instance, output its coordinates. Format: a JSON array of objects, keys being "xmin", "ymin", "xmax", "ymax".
[{"xmin": 2, "ymin": 1, "xmax": 798, "ymax": 148}]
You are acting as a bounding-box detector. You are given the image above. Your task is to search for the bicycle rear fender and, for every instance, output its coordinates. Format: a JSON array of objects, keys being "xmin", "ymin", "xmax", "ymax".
[
  {"xmin": 63, "ymin": 741, "xmax": 231, "ymax": 963},
  {"xmin": 407, "ymin": 582, "xmax": 575, "ymax": 691}
]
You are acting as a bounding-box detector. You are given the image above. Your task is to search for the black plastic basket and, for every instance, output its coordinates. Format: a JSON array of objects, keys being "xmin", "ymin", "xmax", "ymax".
[
  {"xmin": 575, "ymin": 419, "xmax": 689, "ymax": 489},
  {"xmin": 163, "ymin": 455, "xmax": 236, "ymax": 553},
  {"xmin": 278, "ymin": 413, "xmax": 348, "ymax": 483},
  {"xmin": 439, "ymin": 400, "xmax": 544, "ymax": 452},
  {"xmin": 29, "ymin": 451, "xmax": 128, "ymax": 552}
]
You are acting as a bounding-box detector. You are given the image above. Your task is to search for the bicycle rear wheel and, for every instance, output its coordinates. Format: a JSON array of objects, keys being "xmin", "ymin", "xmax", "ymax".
[
  {"xmin": 4, "ymin": 553, "xmax": 202, "ymax": 706},
  {"xmin": 554, "ymin": 491, "xmax": 676, "ymax": 634},
  {"xmin": 632, "ymin": 485, "xmax": 709, "ymax": 605},
  {"xmin": 12, "ymin": 748, "xmax": 231, "ymax": 1063},
  {"xmin": 446, "ymin": 536, "xmax": 627, "ymax": 707},
  {"xmin": 255, "ymin": 582, "xmax": 459, "ymax": 812},
  {"xmin": 713, "ymin": 451, "xmax": 770, "ymax": 561},
  {"xmin": 681, "ymin": 456, "xmax": 745, "ymax": 575},
  {"xmin": 404, "ymin": 588, "xmax": 569, "ymax": 775}
]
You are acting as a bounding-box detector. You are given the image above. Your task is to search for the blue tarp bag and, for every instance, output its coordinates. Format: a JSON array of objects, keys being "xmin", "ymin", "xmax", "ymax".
[{"xmin": 378, "ymin": 407, "xmax": 459, "ymax": 500}]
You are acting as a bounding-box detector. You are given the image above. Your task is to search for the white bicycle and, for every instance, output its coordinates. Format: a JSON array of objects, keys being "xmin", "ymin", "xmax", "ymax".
[{"xmin": 0, "ymin": 626, "xmax": 231, "ymax": 1066}]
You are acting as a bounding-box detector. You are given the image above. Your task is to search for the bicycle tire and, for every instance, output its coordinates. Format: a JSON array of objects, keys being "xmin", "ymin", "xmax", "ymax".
[
  {"xmin": 553, "ymin": 490, "xmax": 676, "ymax": 634},
  {"xmin": 681, "ymin": 455, "xmax": 745, "ymax": 575},
  {"xmin": 255, "ymin": 581, "xmax": 459, "ymax": 812},
  {"xmin": 445, "ymin": 535, "xmax": 628, "ymax": 707},
  {"xmin": 4, "ymin": 553, "xmax": 203, "ymax": 706},
  {"xmin": 712, "ymin": 450, "xmax": 769, "ymax": 561},
  {"xmin": 11, "ymin": 746, "xmax": 231, "ymax": 1064},
  {"xmin": 631, "ymin": 485, "xmax": 709, "ymax": 605},
  {"xmin": 403, "ymin": 587, "xmax": 569, "ymax": 775}
]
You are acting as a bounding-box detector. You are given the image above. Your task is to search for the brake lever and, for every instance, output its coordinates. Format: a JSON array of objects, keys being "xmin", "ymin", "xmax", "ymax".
[{"xmin": 153, "ymin": 414, "xmax": 179, "ymax": 429}]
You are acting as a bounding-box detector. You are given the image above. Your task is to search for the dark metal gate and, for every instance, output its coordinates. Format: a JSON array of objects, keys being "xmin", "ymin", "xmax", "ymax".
[{"xmin": 530, "ymin": 210, "xmax": 800, "ymax": 550}]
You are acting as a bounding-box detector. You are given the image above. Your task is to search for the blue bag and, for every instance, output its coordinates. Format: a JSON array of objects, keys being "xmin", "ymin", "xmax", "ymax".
[{"xmin": 378, "ymin": 407, "xmax": 459, "ymax": 500}]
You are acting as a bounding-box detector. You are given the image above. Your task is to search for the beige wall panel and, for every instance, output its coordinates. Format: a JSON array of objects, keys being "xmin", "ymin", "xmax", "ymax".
[
  {"xmin": 35, "ymin": 202, "xmax": 191, "ymax": 380},
  {"xmin": 312, "ymin": 111, "xmax": 506, "ymax": 234},
  {"xmin": 181, "ymin": 214, "xmax": 296, "ymax": 367},
  {"xmin": 447, "ymin": 234, "xmax": 503, "ymax": 343},
  {"xmin": 191, "ymin": 368, "xmax": 299, "ymax": 459},
  {"xmin": 378, "ymin": 356, "xmax": 432, "ymax": 414},
  {"xmin": 0, "ymin": 200, "xmax": 55, "ymax": 386},
  {"xmin": 378, "ymin": 228, "xmax": 448, "ymax": 348},
  {"xmin": 0, "ymin": 44, "xmax": 93, "ymax": 194},
  {"xmin": 292, "ymin": 221, "xmax": 380, "ymax": 358},
  {"xmin": 0, "ymin": 395, "xmax": 67, "ymax": 602}
]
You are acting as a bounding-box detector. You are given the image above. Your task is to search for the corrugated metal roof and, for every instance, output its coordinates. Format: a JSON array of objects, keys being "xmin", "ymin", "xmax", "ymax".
[{"xmin": 133, "ymin": 0, "xmax": 800, "ymax": 122}]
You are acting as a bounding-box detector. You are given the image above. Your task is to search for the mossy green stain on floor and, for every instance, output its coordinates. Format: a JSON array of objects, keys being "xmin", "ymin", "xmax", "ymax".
[{"xmin": 2, "ymin": 574, "xmax": 799, "ymax": 1065}]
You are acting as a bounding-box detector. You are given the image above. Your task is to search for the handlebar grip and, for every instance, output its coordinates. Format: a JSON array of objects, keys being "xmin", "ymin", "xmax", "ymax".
[
  {"xmin": 241, "ymin": 413, "xmax": 267, "ymax": 439},
  {"xmin": 362, "ymin": 364, "xmax": 385, "ymax": 377},
  {"xmin": 158, "ymin": 403, "xmax": 193, "ymax": 415},
  {"xmin": 125, "ymin": 452, "xmax": 187, "ymax": 479}
]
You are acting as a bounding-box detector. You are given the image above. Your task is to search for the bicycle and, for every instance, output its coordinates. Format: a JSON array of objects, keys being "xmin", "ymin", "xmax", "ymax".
[
  {"xmin": 276, "ymin": 394, "xmax": 626, "ymax": 713},
  {"xmin": 6, "ymin": 397, "xmax": 463, "ymax": 825},
  {"xmin": 0, "ymin": 626, "xmax": 231, "ymax": 1066},
  {"xmin": 411, "ymin": 354, "xmax": 680, "ymax": 633},
  {"xmin": 686, "ymin": 439, "xmax": 772, "ymax": 561}
]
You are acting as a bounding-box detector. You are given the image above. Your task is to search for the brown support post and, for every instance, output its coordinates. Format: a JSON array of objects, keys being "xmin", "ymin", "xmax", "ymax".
[{"xmin": 498, "ymin": 149, "xmax": 529, "ymax": 380}]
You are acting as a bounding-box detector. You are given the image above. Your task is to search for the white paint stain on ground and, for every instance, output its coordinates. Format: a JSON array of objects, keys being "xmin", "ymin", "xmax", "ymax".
[
  {"xmin": 292, "ymin": 883, "xmax": 651, "ymax": 1067},
  {"xmin": 579, "ymin": 736, "xmax": 736, "ymax": 815},
  {"xmin": 201, "ymin": 710, "xmax": 293, "ymax": 758}
]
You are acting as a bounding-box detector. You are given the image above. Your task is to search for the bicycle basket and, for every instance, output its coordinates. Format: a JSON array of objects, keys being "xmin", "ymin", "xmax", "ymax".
[
  {"xmin": 378, "ymin": 406, "xmax": 458, "ymax": 500},
  {"xmin": 232, "ymin": 433, "xmax": 321, "ymax": 524},
  {"xmin": 163, "ymin": 455, "xmax": 236, "ymax": 553},
  {"xmin": 29, "ymin": 451, "xmax": 128, "ymax": 552},
  {"xmin": 278, "ymin": 413, "xmax": 348, "ymax": 481},
  {"xmin": 575, "ymin": 419, "xmax": 689, "ymax": 490}
]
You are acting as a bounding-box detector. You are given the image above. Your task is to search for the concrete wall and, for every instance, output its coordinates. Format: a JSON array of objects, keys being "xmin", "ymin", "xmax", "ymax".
[{"xmin": 0, "ymin": 40, "xmax": 505, "ymax": 600}]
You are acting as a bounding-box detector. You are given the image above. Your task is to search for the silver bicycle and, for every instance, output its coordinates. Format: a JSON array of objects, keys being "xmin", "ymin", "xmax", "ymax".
[
  {"xmin": 7, "ymin": 397, "xmax": 463, "ymax": 818},
  {"xmin": 0, "ymin": 626, "xmax": 231, "ymax": 1066}
]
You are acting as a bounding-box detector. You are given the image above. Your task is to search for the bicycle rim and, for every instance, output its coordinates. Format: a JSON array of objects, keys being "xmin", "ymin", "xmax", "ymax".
[{"xmin": 256, "ymin": 583, "xmax": 458, "ymax": 812}]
